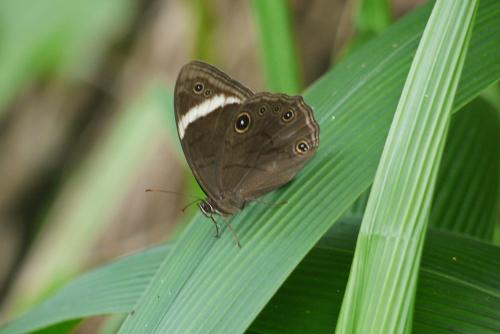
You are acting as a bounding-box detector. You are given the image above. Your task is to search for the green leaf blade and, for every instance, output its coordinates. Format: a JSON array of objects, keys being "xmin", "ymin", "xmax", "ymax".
[
  {"xmin": 0, "ymin": 0, "xmax": 132, "ymax": 114},
  {"xmin": 251, "ymin": 0, "xmax": 301, "ymax": 93},
  {"xmin": 336, "ymin": 1, "xmax": 479, "ymax": 333},
  {"xmin": 2, "ymin": 220, "xmax": 499, "ymax": 334},
  {"xmin": 0, "ymin": 247, "xmax": 169, "ymax": 334},
  {"xmin": 430, "ymin": 99, "xmax": 500, "ymax": 240}
]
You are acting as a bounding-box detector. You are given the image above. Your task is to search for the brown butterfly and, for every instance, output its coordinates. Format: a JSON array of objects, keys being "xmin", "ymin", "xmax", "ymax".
[{"xmin": 174, "ymin": 61, "xmax": 319, "ymax": 245}]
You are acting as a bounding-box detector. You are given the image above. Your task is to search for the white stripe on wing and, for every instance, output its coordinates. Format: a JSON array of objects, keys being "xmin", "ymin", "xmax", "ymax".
[{"xmin": 178, "ymin": 94, "xmax": 241, "ymax": 139}]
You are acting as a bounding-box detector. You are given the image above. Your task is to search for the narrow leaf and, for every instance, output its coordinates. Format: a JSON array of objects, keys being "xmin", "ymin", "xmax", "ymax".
[
  {"xmin": 249, "ymin": 220, "xmax": 500, "ymax": 334},
  {"xmin": 0, "ymin": 247, "xmax": 168, "ymax": 334},
  {"xmin": 251, "ymin": 0, "xmax": 301, "ymax": 93},
  {"xmin": 2, "ymin": 220, "xmax": 499, "ymax": 334},
  {"xmin": 430, "ymin": 98, "xmax": 500, "ymax": 240},
  {"xmin": 0, "ymin": 0, "xmax": 132, "ymax": 113},
  {"xmin": 336, "ymin": 1, "xmax": 479, "ymax": 333}
]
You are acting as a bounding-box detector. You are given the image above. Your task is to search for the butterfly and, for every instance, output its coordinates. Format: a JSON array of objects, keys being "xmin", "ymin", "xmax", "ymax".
[{"xmin": 174, "ymin": 61, "xmax": 319, "ymax": 245}]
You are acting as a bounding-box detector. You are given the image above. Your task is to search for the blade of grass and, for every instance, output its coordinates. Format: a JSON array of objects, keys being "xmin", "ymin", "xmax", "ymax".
[
  {"xmin": 344, "ymin": 189, "xmax": 371, "ymax": 218},
  {"xmin": 348, "ymin": 98, "xmax": 500, "ymax": 236},
  {"xmin": 251, "ymin": 0, "xmax": 301, "ymax": 93},
  {"xmin": 430, "ymin": 98, "xmax": 499, "ymax": 240},
  {"xmin": 249, "ymin": 220, "xmax": 500, "ymax": 334},
  {"xmin": 345, "ymin": 0, "xmax": 392, "ymax": 53},
  {"xmin": 0, "ymin": 246, "xmax": 169, "ymax": 334},
  {"xmin": 117, "ymin": 1, "xmax": 500, "ymax": 333},
  {"xmin": 98, "ymin": 315, "xmax": 126, "ymax": 334},
  {"xmin": 336, "ymin": 1, "xmax": 479, "ymax": 333},
  {"xmin": 355, "ymin": 0, "xmax": 391, "ymax": 33},
  {"xmin": 2, "ymin": 219, "xmax": 499, "ymax": 334},
  {"xmin": 0, "ymin": 0, "xmax": 132, "ymax": 114},
  {"xmin": 191, "ymin": 0, "xmax": 216, "ymax": 63},
  {"xmin": 30, "ymin": 320, "xmax": 80, "ymax": 334},
  {"xmin": 481, "ymin": 82, "xmax": 500, "ymax": 111}
]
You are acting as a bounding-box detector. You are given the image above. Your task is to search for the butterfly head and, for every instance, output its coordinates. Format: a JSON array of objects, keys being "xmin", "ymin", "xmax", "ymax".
[{"xmin": 199, "ymin": 199, "xmax": 216, "ymax": 217}]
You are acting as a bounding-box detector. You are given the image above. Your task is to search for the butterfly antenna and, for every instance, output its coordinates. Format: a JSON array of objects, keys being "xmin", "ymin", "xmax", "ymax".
[
  {"xmin": 181, "ymin": 199, "xmax": 202, "ymax": 213},
  {"xmin": 220, "ymin": 217, "xmax": 241, "ymax": 248},
  {"xmin": 145, "ymin": 188, "xmax": 202, "ymax": 201},
  {"xmin": 209, "ymin": 215, "xmax": 221, "ymax": 238},
  {"xmin": 254, "ymin": 199, "xmax": 288, "ymax": 208},
  {"xmin": 145, "ymin": 189, "xmax": 205, "ymax": 214}
]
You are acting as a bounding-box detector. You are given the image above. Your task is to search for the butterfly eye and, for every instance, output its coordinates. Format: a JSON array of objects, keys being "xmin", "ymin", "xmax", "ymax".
[
  {"xmin": 193, "ymin": 82, "xmax": 204, "ymax": 94},
  {"xmin": 235, "ymin": 112, "xmax": 251, "ymax": 134},
  {"xmin": 204, "ymin": 89, "xmax": 212, "ymax": 96},
  {"xmin": 295, "ymin": 140, "xmax": 310, "ymax": 154},
  {"xmin": 258, "ymin": 106, "xmax": 267, "ymax": 116},
  {"xmin": 282, "ymin": 109, "xmax": 295, "ymax": 122},
  {"xmin": 198, "ymin": 201, "xmax": 213, "ymax": 217}
]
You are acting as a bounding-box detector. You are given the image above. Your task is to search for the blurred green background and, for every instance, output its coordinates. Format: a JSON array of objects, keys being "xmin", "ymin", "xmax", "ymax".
[{"xmin": 2, "ymin": 0, "xmax": 498, "ymax": 333}]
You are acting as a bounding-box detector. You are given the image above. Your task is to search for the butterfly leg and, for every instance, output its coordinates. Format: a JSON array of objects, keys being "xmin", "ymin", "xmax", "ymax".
[
  {"xmin": 209, "ymin": 215, "xmax": 221, "ymax": 238},
  {"xmin": 220, "ymin": 217, "xmax": 242, "ymax": 249}
]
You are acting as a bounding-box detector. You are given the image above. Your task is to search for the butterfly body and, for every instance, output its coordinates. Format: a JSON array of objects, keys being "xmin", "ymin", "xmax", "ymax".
[{"xmin": 174, "ymin": 61, "xmax": 319, "ymax": 218}]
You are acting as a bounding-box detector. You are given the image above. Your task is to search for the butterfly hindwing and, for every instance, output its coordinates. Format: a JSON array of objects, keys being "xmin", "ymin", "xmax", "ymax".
[{"xmin": 219, "ymin": 93, "xmax": 319, "ymax": 203}]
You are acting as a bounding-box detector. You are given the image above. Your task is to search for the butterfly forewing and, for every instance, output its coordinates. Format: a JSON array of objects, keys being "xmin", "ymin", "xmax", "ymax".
[{"xmin": 174, "ymin": 61, "xmax": 253, "ymax": 206}]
